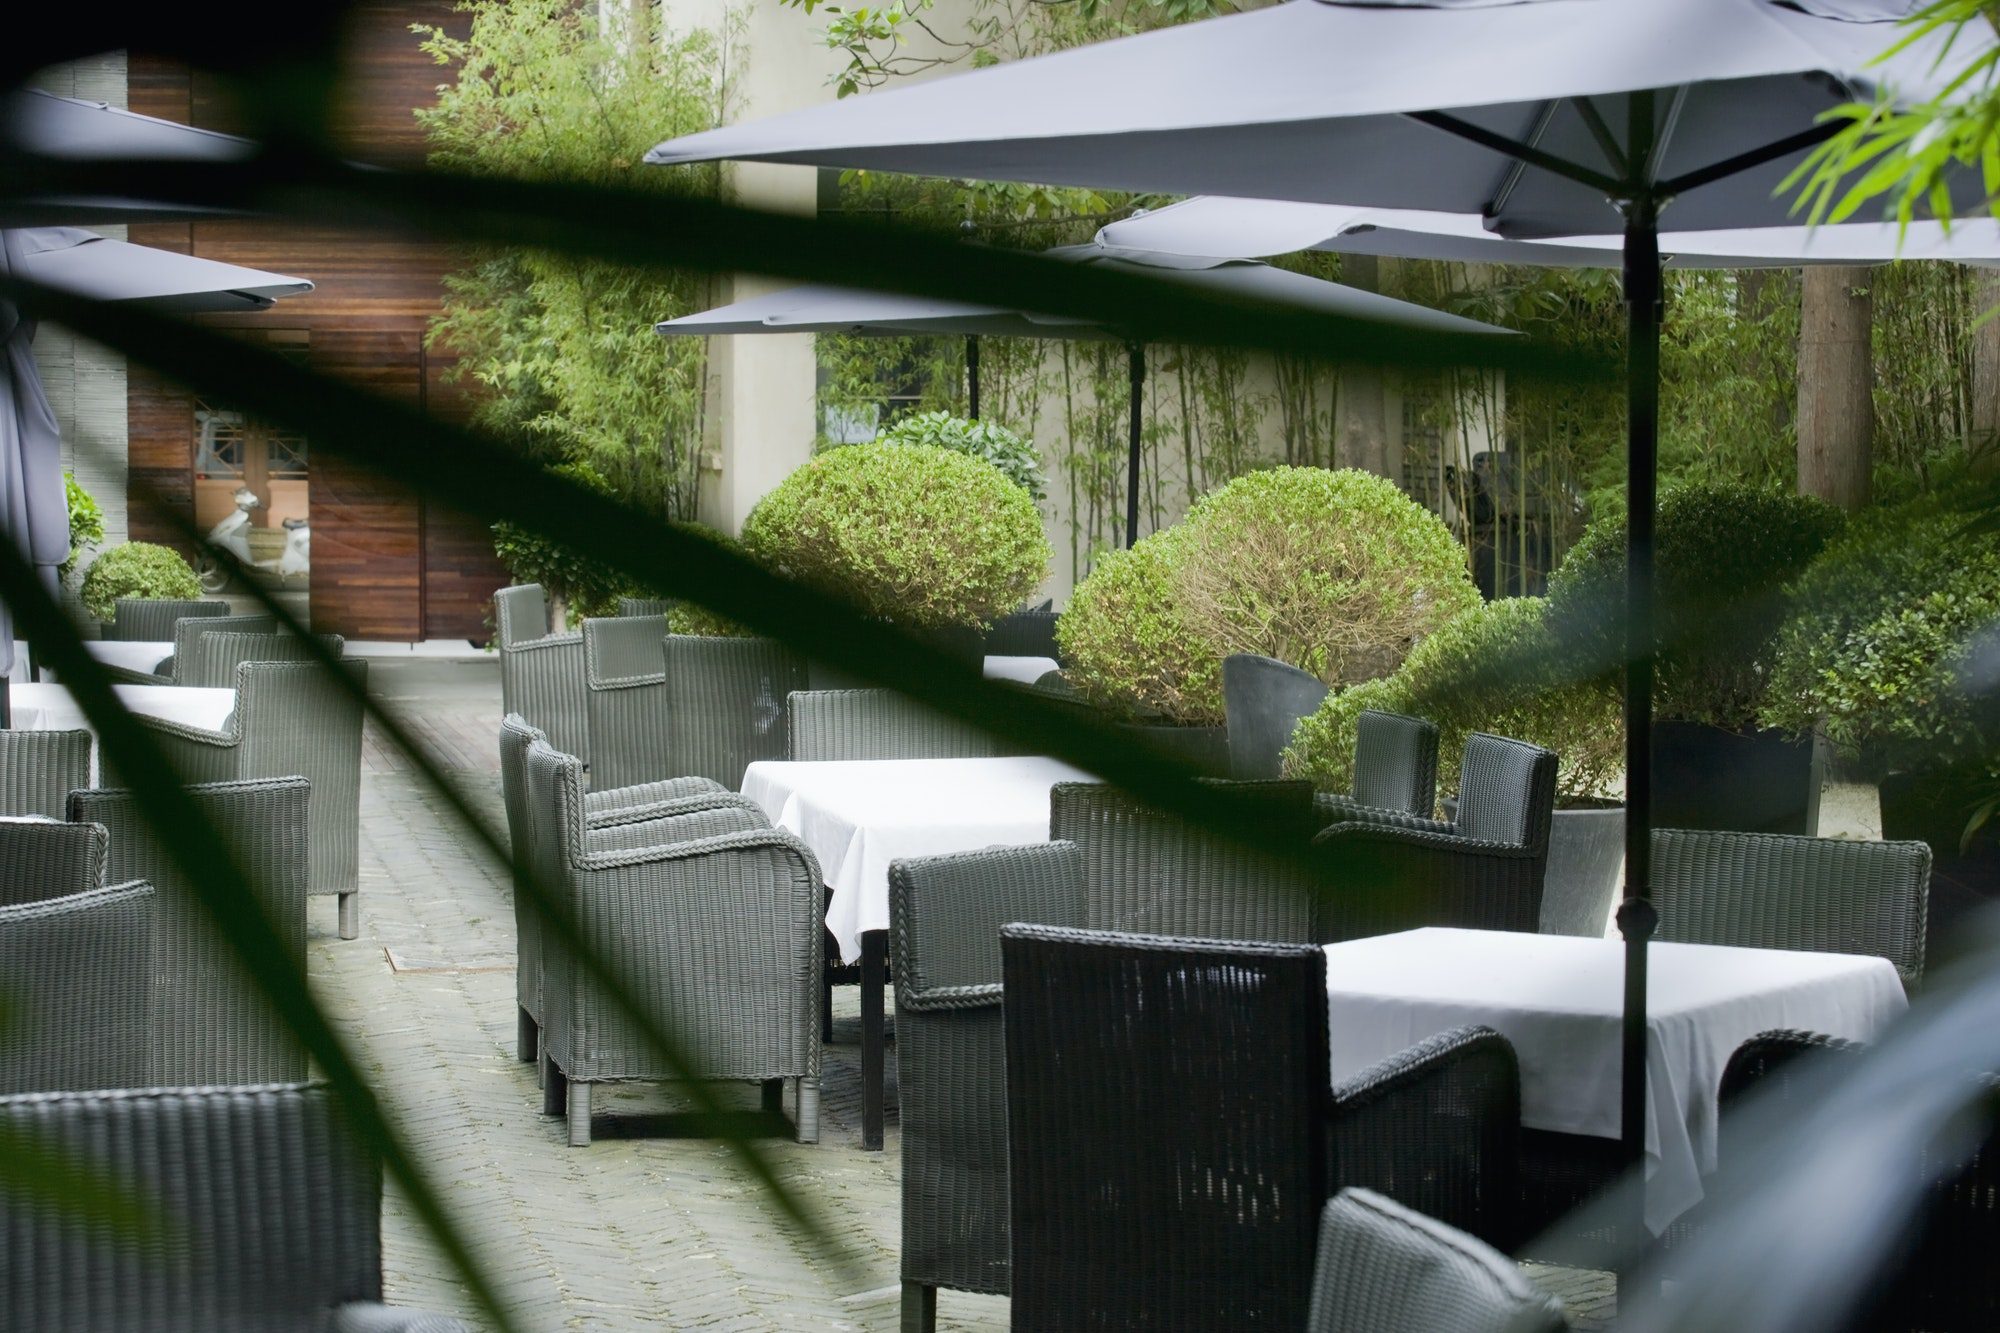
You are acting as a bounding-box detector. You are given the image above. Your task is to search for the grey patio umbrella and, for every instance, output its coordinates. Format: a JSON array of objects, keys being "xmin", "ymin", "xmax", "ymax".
[
  {"xmin": 660, "ymin": 237, "xmax": 1506, "ymax": 545},
  {"xmin": 0, "ymin": 228, "xmax": 311, "ymax": 712},
  {"xmin": 647, "ymin": 0, "xmax": 1998, "ymax": 1186},
  {"xmin": 0, "ymin": 89, "xmax": 258, "ymax": 227}
]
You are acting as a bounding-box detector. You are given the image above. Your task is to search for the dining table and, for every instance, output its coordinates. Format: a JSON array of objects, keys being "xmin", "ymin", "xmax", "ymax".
[
  {"xmin": 742, "ymin": 753, "xmax": 1094, "ymax": 1148},
  {"xmin": 6, "ymin": 682, "xmax": 237, "ymax": 781},
  {"xmin": 82, "ymin": 640, "xmax": 175, "ymax": 677},
  {"xmin": 1321, "ymin": 927, "xmax": 1909, "ymax": 1234}
]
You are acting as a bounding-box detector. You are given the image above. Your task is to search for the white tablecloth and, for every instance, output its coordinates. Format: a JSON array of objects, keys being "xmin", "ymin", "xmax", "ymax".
[
  {"xmin": 83, "ymin": 640, "xmax": 174, "ymax": 675},
  {"xmin": 742, "ymin": 756, "xmax": 1094, "ymax": 962},
  {"xmin": 10, "ymin": 683, "xmax": 236, "ymax": 737},
  {"xmin": 1322, "ymin": 927, "xmax": 1907, "ymax": 1234},
  {"xmin": 982, "ymin": 655, "xmax": 1061, "ymax": 685}
]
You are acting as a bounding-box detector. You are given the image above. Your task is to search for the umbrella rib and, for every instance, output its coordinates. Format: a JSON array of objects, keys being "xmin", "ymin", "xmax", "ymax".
[
  {"xmin": 1488, "ymin": 99, "xmax": 1562, "ymax": 217},
  {"xmin": 1406, "ymin": 110, "xmax": 1625, "ymax": 198},
  {"xmin": 1658, "ymin": 121, "xmax": 1843, "ymax": 198},
  {"xmin": 1572, "ymin": 97, "xmax": 1631, "ymax": 181}
]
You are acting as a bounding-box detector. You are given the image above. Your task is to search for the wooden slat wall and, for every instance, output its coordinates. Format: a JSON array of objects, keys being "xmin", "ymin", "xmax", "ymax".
[{"xmin": 123, "ymin": 0, "xmax": 506, "ymax": 642}]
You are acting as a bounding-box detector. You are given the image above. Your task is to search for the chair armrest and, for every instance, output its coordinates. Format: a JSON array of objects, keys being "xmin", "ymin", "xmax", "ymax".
[
  {"xmin": 325, "ymin": 1302, "xmax": 474, "ymax": 1333},
  {"xmin": 513, "ymin": 630, "xmax": 582, "ymax": 655},
  {"xmin": 583, "ymin": 776, "xmax": 727, "ymax": 820},
  {"xmin": 1314, "ymin": 821, "xmax": 1536, "ymax": 858},
  {"xmin": 1314, "ymin": 823, "xmax": 1543, "ymax": 937},
  {"xmin": 891, "ymin": 843, "xmax": 1083, "ymax": 1009},
  {"xmin": 587, "ymin": 790, "xmax": 765, "ymax": 830},
  {"xmin": 1313, "ymin": 792, "xmax": 1453, "ymax": 836},
  {"xmin": 582, "ymin": 803, "xmax": 767, "ymax": 854},
  {"xmin": 1329, "ymin": 1024, "xmax": 1522, "ymax": 1249}
]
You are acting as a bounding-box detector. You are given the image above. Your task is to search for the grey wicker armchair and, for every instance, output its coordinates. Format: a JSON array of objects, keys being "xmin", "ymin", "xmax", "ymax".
[
  {"xmin": 0, "ymin": 881, "xmax": 154, "ymax": 1093},
  {"xmin": 984, "ymin": 603, "xmax": 1060, "ymax": 660},
  {"xmin": 0, "ymin": 727, "xmax": 91, "ymax": 818},
  {"xmin": 1222, "ymin": 652, "xmax": 1331, "ymax": 780},
  {"xmin": 1313, "ymin": 732, "xmax": 1556, "ymax": 940},
  {"xmin": 889, "ymin": 842, "xmax": 1083, "ymax": 1332},
  {"xmin": 617, "ymin": 595, "xmax": 676, "ymax": 617},
  {"xmin": 1652, "ymin": 828, "xmax": 1931, "ymax": 987},
  {"xmin": 0, "ymin": 1082, "xmax": 472, "ymax": 1331},
  {"xmin": 1051, "ymin": 778, "xmax": 1320, "ymax": 943},
  {"xmin": 70, "ymin": 778, "xmax": 310, "ymax": 1085},
  {"xmin": 1313, "ymin": 708, "xmax": 1443, "ymax": 824},
  {"xmin": 500, "ymin": 713, "xmax": 745, "ymax": 1067},
  {"xmin": 526, "ymin": 739, "xmax": 822, "ymax": 1146},
  {"xmin": 103, "ymin": 595, "xmax": 223, "ymax": 642},
  {"xmin": 0, "ymin": 816, "xmax": 106, "ymax": 906},
  {"xmin": 496, "ymin": 583, "xmax": 589, "ymax": 766},
  {"xmin": 1307, "ymin": 1190, "xmax": 1568, "ymax": 1333},
  {"xmin": 181, "ymin": 630, "xmax": 345, "ymax": 689},
  {"xmin": 127, "ymin": 659, "xmax": 366, "ymax": 938},
  {"xmin": 104, "ymin": 611, "xmax": 278, "ymax": 686},
  {"xmin": 787, "ymin": 688, "xmax": 1019, "ymax": 761}
]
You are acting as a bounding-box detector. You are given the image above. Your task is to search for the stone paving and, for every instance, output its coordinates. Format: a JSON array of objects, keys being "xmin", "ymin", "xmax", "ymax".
[{"xmin": 318, "ymin": 658, "xmax": 1614, "ymax": 1330}]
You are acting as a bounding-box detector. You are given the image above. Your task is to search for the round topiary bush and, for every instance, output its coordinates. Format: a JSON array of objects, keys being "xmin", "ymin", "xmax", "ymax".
[
  {"xmin": 869, "ymin": 411, "xmax": 1046, "ymax": 502},
  {"xmin": 80, "ymin": 542, "xmax": 202, "ymax": 622},
  {"xmin": 1058, "ymin": 467, "xmax": 1480, "ymax": 726},
  {"xmin": 61, "ymin": 473, "xmax": 104, "ymax": 583},
  {"xmin": 1284, "ymin": 597, "xmax": 1624, "ymax": 803},
  {"xmin": 1546, "ymin": 481, "xmax": 1845, "ymax": 730},
  {"xmin": 740, "ymin": 442, "xmax": 1050, "ymax": 631}
]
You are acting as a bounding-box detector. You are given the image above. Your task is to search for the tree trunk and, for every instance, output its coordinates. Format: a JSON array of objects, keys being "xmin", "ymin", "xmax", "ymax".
[
  {"xmin": 1796, "ymin": 265, "xmax": 1874, "ymax": 511},
  {"xmin": 1336, "ymin": 254, "xmax": 1394, "ymax": 480},
  {"xmin": 1971, "ymin": 268, "xmax": 2000, "ymax": 477}
]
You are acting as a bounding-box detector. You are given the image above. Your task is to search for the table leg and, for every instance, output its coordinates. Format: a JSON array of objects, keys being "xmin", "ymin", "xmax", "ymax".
[{"xmin": 862, "ymin": 927, "xmax": 886, "ymax": 1151}]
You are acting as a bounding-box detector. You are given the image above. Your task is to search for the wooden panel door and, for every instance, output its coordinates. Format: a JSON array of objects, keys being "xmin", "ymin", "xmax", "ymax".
[{"xmin": 309, "ymin": 329, "xmax": 424, "ymax": 640}]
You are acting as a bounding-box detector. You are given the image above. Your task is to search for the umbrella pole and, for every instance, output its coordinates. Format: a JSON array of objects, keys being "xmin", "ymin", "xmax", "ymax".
[
  {"xmin": 1125, "ymin": 342, "xmax": 1144, "ymax": 547},
  {"xmin": 966, "ymin": 335, "xmax": 981, "ymax": 420}
]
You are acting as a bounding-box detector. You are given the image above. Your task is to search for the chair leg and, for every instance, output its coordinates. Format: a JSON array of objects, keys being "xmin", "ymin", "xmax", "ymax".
[
  {"xmin": 822, "ymin": 971, "xmax": 835, "ymax": 1044},
  {"xmin": 900, "ymin": 1281, "xmax": 936, "ymax": 1333},
  {"xmin": 761, "ymin": 1078, "xmax": 784, "ymax": 1115},
  {"xmin": 337, "ymin": 891, "xmax": 359, "ymax": 940},
  {"xmin": 566, "ymin": 1080, "xmax": 592, "ymax": 1147},
  {"xmin": 794, "ymin": 1078, "xmax": 820, "ymax": 1145},
  {"xmin": 517, "ymin": 1007, "xmax": 538, "ymax": 1063},
  {"xmin": 541, "ymin": 1055, "xmax": 566, "ymax": 1117}
]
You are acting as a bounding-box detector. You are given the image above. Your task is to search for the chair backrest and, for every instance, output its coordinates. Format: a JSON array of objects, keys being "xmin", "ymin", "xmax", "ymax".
[
  {"xmin": 1452, "ymin": 733, "xmax": 1558, "ymax": 851},
  {"xmin": 70, "ymin": 778, "xmax": 310, "ymax": 1084},
  {"xmin": 183, "ymin": 630, "xmax": 343, "ymax": 689},
  {"xmin": 1223, "ymin": 653, "xmax": 1332, "ymax": 780},
  {"xmin": 1653, "ymin": 829, "xmax": 1932, "ymax": 985},
  {"xmin": 893, "ymin": 842, "xmax": 1083, "ymax": 1002},
  {"xmin": 618, "ymin": 595, "xmax": 676, "ymax": 618},
  {"xmin": 0, "ymin": 882, "xmax": 154, "ymax": 1094},
  {"xmin": 1051, "ymin": 779, "xmax": 1317, "ymax": 943},
  {"xmin": 0, "ymin": 817, "xmax": 106, "ymax": 907},
  {"xmin": 787, "ymin": 688, "xmax": 1012, "ymax": 762},
  {"xmin": 1306, "ymin": 1189, "xmax": 1568, "ymax": 1333},
  {"xmin": 234, "ymin": 660, "xmax": 366, "ymax": 900},
  {"xmin": 1002, "ymin": 923, "xmax": 1332, "ymax": 1330},
  {"xmin": 499, "ymin": 713, "xmax": 546, "ymax": 887},
  {"xmin": 0, "ymin": 1082, "xmax": 385, "ymax": 1327},
  {"xmin": 579, "ymin": 615, "xmax": 669, "ymax": 789},
  {"xmin": 984, "ymin": 604, "xmax": 1060, "ymax": 660},
  {"xmin": 494, "ymin": 583, "xmax": 551, "ymax": 649},
  {"xmin": 661, "ymin": 634, "xmax": 808, "ymax": 788},
  {"xmin": 1352, "ymin": 709, "xmax": 1442, "ymax": 814},
  {"xmin": 165, "ymin": 613, "xmax": 277, "ymax": 683},
  {"xmin": 104, "ymin": 597, "xmax": 223, "ymax": 642},
  {"xmin": 0, "ymin": 729, "xmax": 91, "ymax": 820}
]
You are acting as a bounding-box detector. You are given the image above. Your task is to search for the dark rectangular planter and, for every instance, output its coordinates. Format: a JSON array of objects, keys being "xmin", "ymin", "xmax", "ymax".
[
  {"xmin": 1880, "ymin": 769, "xmax": 2000, "ymax": 937},
  {"xmin": 1650, "ymin": 721, "xmax": 1823, "ymax": 836},
  {"xmin": 1112, "ymin": 722, "xmax": 1230, "ymax": 777},
  {"xmin": 807, "ymin": 623, "xmax": 984, "ymax": 692}
]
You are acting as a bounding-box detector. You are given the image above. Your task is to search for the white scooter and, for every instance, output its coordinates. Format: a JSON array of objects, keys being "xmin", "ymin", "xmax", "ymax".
[{"xmin": 197, "ymin": 487, "xmax": 310, "ymax": 592}]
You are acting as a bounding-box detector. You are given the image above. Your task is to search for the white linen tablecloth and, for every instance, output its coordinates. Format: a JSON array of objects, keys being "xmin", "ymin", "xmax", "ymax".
[
  {"xmin": 982, "ymin": 655, "xmax": 1062, "ymax": 685},
  {"xmin": 83, "ymin": 640, "xmax": 174, "ymax": 675},
  {"xmin": 742, "ymin": 756, "xmax": 1094, "ymax": 962},
  {"xmin": 11, "ymin": 681, "xmax": 235, "ymax": 741},
  {"xmin": 1322, "ymin": 927, "xmax": 1907, "ymax": 1234}
]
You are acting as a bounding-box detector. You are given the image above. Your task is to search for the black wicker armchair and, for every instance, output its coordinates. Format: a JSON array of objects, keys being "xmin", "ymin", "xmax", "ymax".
[
  {"xmin": 1312, "ymin": 707, "xmax": 1443, "ymax": 824},
  {"xmin": 787, "ymin": 688, "xmax": 1017, "ymax": 761},
  {"xmin": 983, "ymin": 603, "xmax": 1060, "ymax": 660}
]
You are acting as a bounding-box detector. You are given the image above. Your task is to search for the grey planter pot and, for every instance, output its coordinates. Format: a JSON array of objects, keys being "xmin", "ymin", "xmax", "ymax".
[
  {"xmin": 807, "ymin": 623, "xmax": 984, "ymax": 692},
  {"xmin": 1542, "ymin": 802, "xmax": 1626, "ymax": 938}
]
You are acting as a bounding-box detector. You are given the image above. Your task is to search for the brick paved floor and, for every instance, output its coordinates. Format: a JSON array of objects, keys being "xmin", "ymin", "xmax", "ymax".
[{"xmin": 320, "ymin": 659, "xmax": 1614, "ymax": 1330}]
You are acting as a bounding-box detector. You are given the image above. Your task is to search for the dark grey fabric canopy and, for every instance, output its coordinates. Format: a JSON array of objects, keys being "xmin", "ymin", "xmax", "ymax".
[{"xmin": 0, "ymin": 89, "xmax": 257, "ymax": 227}]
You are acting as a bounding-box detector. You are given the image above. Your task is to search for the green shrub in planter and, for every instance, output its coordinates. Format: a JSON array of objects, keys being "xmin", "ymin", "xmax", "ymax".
[
  {"xmin": 61, "ymin": 473, "xmax": 105, "ymax": 582},
  {"xmin": 665, "ymin": 525, "xmax": 758, "ymax": 639},
  {"xmin": 868, "ymin": 411, "xmax": 1046, "ymax": 502},
  {"xmin": 1547, "ymin": 481, "xmax": 1845, "ymax": 729},
  {"xmin": 741, "ymin": 442, "xmax": 1049, "ymax": 631},
  {"xmin": 1284, "ymin": 597, "xmax": 1623, "ymax": 803},
  {"xmin": 80, "ymin": 542, "xmax": 202, "ymax": 621},
  {"xmin": 493, "ymin": 460, "xmax": 640, "ymax": 625},
  {"xmin": 1059, "ymin": 467, "xmax": 1479, "ymax": 726},
  {"xmin": 1762, "ymin": 484, "xmax": 2000, "ymax": 773}
]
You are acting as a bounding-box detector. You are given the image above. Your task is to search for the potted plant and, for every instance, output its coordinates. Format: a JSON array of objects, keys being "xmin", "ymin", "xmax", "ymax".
[
  {"xmin": 1284, "ymin": 597, "xmax": 1627, "ymax": 935},
  {"xmin": 491, "ymin": 459, "xmax": 637, "ymax": 628},
  {"xmin": 79, "ymin": 542, "xmax": 204, "ymax": 624},
  {"xmin": 61, "ymin": 473, "xmax": 105, "ymax": 587},
  {"xmin": 1762, "ymin": 482, "xmax": 2000, "ymax": 926},
  {"xmin": 1546, "ymin": 482, "xmax": 1845, "ymax": 835},
  {"xmin": 1057, "ymin": 467, "xmax": 1480, "ymax": 773}
]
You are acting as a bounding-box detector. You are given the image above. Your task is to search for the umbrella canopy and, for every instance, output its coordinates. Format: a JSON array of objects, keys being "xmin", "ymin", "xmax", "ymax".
[
  {"xmin": 1100, "ymin": 197, "xmax": 2000, "ymax": 268},
  {"xmin": 0, "ymin": 89, "xmax": 258, "ymax": 227},
  {"xmin": 12, "ymin": 226, "xmax": 313, "ymax": 312}
]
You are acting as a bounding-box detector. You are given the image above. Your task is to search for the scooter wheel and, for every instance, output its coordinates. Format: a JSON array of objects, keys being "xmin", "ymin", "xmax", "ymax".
[{"xmin": 195, "ymin": 557, "xmax": 231, "ymax": 594}]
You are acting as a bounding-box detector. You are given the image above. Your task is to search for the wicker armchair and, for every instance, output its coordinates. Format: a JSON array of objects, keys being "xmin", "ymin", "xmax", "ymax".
[
  {"xmin": 500, "ymin": 713, "xmax": 744, "ymax": 1066},
  {"xmin": 526, "ymin": 739, "xmax": 821, "ymax": 1146},
  {"xmin": 0, "ymin": 816, "xmax": 106, "ymax": 906},
  {"xmin": 1000, "ymin": 923, "xmax": 1522, "ymax": 1330},
  {"xmin": 1313, "ymin": 708, "xmax": 1443, "ymax": 825},
  {"xmin": 0, "ymin": 1082, "xmax": 472, "ymax": 1331},
  {"xmin": 107, "ymin": 612, "xmax": 277, "ymax": 686},
  {"xmin": 1222, "ymin": 652, "xmax": 1331, "ymax": 780},
  {"xmin": 0, "ymin": 882, "xmax": 154, "ymax": 1093},
  {"xmin": 787, "ymin": 688, "xmax": 1018, "ymax": 761},
  {"xmin": 127, "ymin": 659, "xmax": 366, "ymax": 939},
  {"xmin": 1307, "ymin": 1189, "xmax": 1568, "ymax": 1333},
  {"xmin": 618, "ymin": 595, "xmax": 676, "ymax": 617},
  {"xmin": 1313, "ymin": 732, "xmax": 1556, "ymax": 940},
  {"xmin": 1051, "ymin": 778, "xmax": 1319, "ymax": 943},
  {"xmin": 984, "ymin": 604, "xmax": 1060, "ymax": 660},
  {"xmin": 181, "ymin": 630, "xmax": 345, "ymax": 689},
  {"xmin": 496, "ymin": 583, "xmax": 589, "ymax": 766},
  {"xmin": 889, "ymin": 843, "xmax": 1083, "ymax": 1331},
  {"xmin": 0, "ymin": 727, "xmax": 91, "ymax": 818},
  {"xmin": 69, "ymin": 778, "xmax": 310, "ymax": 1085},
  {"xmin": 1652, "ymin": 829, "xmax": 1931, "ymax": 987},
  {"xmin": 102, "ymin": 596, "xmax": 223, "ymax": 642}
]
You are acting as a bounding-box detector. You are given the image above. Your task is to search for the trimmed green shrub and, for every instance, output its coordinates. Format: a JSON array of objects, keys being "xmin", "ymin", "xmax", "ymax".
[
  {"xmin": 665, "ymin": 525, "xmax": 757, "ymax": 639},
  {"xmin": 61, "ymin": 473, "xmax": 105, "ymax": 582},
  {"xmin": 492, "ymin": 460, "xmax": 633, "ymax": 624},
  {"xmin": 1762, "ymin": 484, "xmax": 2000, "ymax": 773},
  {"xmin": 741, "ymin": 443, "xmax": 1049, "ymax": 631},
  {"xmin": 1547, "ymin": 481, "xmax": 1845, "ymax": 730},
  {"xmin": 1059, "ymin": 467, "xmax": 1480, "ymax": 726},
  {"xmin": 868, "ymin": 411, "xmax": 1046, "ymax": 501},
  {"xmin": 1284, "ymin": 597, "xmax": 1624, "ymax": 804},
  {"xmin": 80, "ymin": 542, "xmax": 202, "ymax": 621}
]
